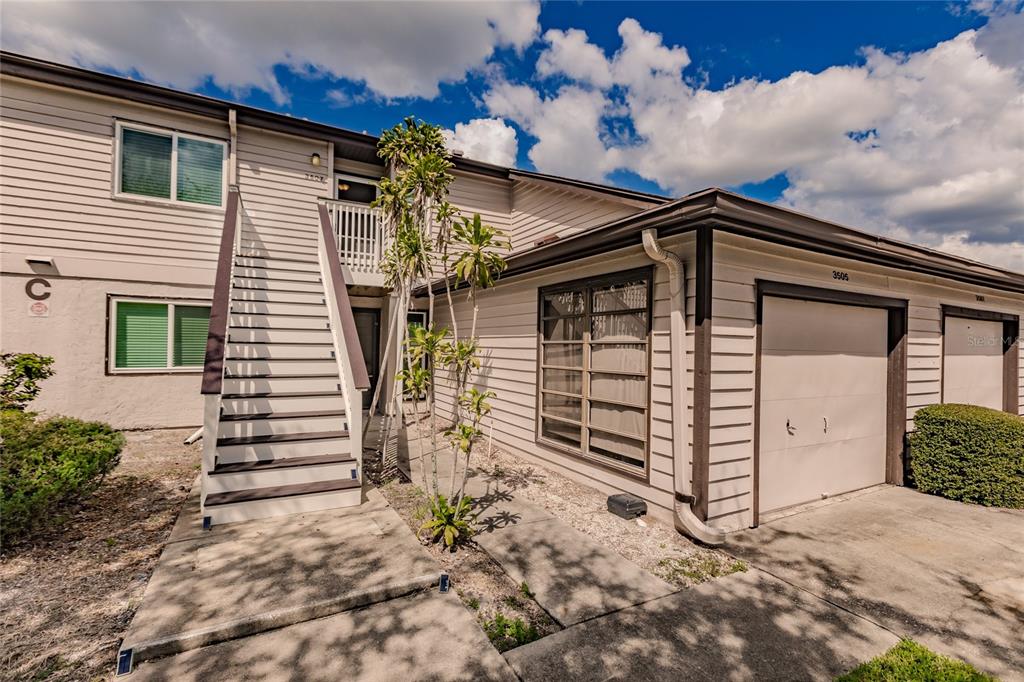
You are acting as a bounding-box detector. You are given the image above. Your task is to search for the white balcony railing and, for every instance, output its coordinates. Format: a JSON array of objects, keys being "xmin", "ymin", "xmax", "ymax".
[{"xmin": 324, "ymin": 199, "xmax": 386, "ymax": 286}]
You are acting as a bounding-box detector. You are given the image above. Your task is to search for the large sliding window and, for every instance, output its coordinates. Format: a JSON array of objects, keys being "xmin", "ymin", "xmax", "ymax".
[
  {"xmin": 538, "ymin": 268, "xmax": 652, "ymax": 474},
  {"xmin": 110, "ymin": 298, "xmax": 210, "ymax": 373},
  {"xmin": 115, "ymin": 122, "xmax": 227, "ymax": 207}
]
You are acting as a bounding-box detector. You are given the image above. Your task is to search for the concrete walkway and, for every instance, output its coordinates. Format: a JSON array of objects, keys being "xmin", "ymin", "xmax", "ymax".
[
  {"xmin": 123, "ymin": 482, "xmax": 511, "ymax": 679},
  {"xmin": 505, "ymin": 568, "xmax": 898, "ymax": 680}
]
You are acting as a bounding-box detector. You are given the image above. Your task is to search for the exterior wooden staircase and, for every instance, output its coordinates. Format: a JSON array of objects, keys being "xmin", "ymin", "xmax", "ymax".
[{"xmin": 199, "ymin": 188, "xmax": 369, "ymax": 525}]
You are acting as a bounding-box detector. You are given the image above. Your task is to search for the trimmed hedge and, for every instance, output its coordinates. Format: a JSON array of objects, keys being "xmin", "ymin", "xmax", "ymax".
[
  {"xmin": 1, "ymin": 410, "xmax": 125, "ymax": 545},
  {"xmin": 909, "ymin": 403, "xmax": 1024, "ymax": 509}
]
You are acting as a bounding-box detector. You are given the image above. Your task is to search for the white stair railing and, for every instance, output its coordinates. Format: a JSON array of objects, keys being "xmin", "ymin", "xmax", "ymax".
[{"xmin": 325, "ymin": 199, "xmax": 385, "ymax": 279}]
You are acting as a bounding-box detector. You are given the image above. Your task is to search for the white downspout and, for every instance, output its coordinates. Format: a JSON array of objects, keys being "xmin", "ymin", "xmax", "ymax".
[
  {"xmin": 228, "ymin": 109, "xmax": 237, "ymax": 187},
  {"xmin": 642, "ymin": 229, "xmax": 725, "ymax": 546}
]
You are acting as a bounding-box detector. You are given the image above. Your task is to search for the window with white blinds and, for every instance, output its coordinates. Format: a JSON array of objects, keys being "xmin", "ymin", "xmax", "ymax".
[
  {"xmin": 116, "ymin": 122, "xmax": 226, "ymax": 207},
  {"xmin": 537, "ymin": 268, "xmax": 652, "ymax": 474},
  {"xmin": 111, "ymin": 298, "xmax": 210, "ymax": 372}
]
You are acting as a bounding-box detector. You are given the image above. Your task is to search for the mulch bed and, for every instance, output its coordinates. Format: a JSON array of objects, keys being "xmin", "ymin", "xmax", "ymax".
[{"xmin": 0, "ymin": 428, "xmax": 200, "ymax": 682}]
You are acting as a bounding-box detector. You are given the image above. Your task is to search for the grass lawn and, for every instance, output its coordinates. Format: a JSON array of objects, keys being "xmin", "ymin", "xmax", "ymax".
[{"xmin": 837, "ymin": 640, "xmax": 996, "ymax": 681}]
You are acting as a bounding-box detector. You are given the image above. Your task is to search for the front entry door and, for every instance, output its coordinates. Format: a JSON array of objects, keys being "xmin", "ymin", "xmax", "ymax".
[{"xmin": 352, "ymin": 308, "xmax": 380, "ymax": 410}]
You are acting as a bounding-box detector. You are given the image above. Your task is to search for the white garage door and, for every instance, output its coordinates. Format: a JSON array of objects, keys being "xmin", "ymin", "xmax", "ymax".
[
  {"xmin": 943, "ymin": 316, "xmax": 1003, "ymax": 410},
  {"xmin": 759, "ymin": 297, "xmax": 888, "ymax": 513}
]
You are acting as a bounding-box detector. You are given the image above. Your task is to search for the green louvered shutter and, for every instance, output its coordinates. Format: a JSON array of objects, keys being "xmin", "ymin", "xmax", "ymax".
[
  {"xmin": 173, "ymin": 305, "xmax": 210, "ymax": 367},
  {"xmin": 176, "ymin": 137, "xmax": 224, "ymax": 205},
  {"xmin": 115, "ymin": 302, "xmax": 168, "ymax": 369},
  {"xmin": 120, "ymin": 128, "xmax": 172, "ymax": 199}
]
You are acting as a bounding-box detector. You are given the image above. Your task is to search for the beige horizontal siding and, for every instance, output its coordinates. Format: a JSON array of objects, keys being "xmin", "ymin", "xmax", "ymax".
[
  {"xmin": 509, "ymin": 181, "xmax": 639, "ymax": 251},
  {"xmin": 0, "ymin": 77, "xmax": 228, "ymax": 280},
  {"xmin": 430, "ymin": 244, "xmax": 684, "ymax": 518},
  {"xmin": 236, "ymin": 126, "xmax": 330, "ymax": 242},
  {"xmin": 710, "ymin": 233, "xmax": 1024, "ymax": 530}
]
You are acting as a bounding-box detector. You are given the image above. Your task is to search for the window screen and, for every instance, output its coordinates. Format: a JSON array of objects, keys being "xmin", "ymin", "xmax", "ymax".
[
  {"xmin": 118, "ymin": 124, "xmax": 224, "ymax": 206},
  {"xmin": 113, "ymin": 300, "xmax": 210, "ymax": 371},
  {"xmin": 173, "ymin": 305, "xmax": 211, "ymax": 366},
  {"xmin": 115, "ymin": 302, "xmax": 169, "ymax": 369},
  {"xmin": 120, "ymin": 128, "xmax": 172, "ymax": 199},
  {"xmin": 538, "ymin": 269, "xmax": 651, "ymax": 472},
  {"xmin": 176, "ymin": 137, "xmax": 224, "ymax": 205}
]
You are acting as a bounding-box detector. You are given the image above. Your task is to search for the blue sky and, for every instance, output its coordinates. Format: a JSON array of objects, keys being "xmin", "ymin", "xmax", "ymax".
[
  {"xmin": 205, "ymin": 2, "xmax": 988, "ymax": 200},
  {"xmin": 2, "ymin": 1, "xmax": 1022, "ymax": 269}
]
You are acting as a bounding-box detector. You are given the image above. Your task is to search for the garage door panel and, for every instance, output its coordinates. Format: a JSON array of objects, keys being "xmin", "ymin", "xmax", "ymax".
[
  {"xmin": 759, "ymin": 296, "xmax": 889, "ymax": 514},
  {"xmin": 760, "ymin": 435, "xmax": 887, "ymax": 512},
  {"xmin": 760, "ymin": 352, "xmax": 887, "ymax": 400},
  {"xmin": 762, "ymin": 300, "xmax": 887, "ymax": 354},
  {"xmin": 943, "ymin": 317, "xmax": 1002, "ymax": 410}
]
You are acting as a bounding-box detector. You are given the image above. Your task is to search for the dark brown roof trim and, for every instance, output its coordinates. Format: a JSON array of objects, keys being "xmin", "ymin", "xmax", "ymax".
[
  {"xmin": 0, "ymin": 51, "xmax": 659, "ymax": 199},
  {"xmin": 509, "ymin": 170, "xmax": 669, "ymax": 204},
  {"xmin": 425, "ymin": 188, "xmax": 1024, "ymax": 296}
]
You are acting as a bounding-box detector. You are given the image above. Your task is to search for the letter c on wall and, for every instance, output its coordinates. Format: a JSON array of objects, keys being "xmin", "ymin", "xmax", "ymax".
[{"xmin": 25, "ymin": 277, "xmax": 51, "ymax": 301}]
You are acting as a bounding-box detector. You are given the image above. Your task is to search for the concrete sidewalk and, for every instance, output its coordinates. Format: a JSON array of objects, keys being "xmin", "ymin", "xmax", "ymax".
[
  {"xmin": 132, "ymin": 590, "xmax": 515, "ymax": 681},
  {"xmin": 121, "ymin": 481, "xmax": 512, "ymax": 679},
  {"xmin": 505, "ymin": 568, "xmax": 898, "ymax": 680},
  {"xmin": 408, "ymin": 437, "xmax": 678, "ymax": 627}
]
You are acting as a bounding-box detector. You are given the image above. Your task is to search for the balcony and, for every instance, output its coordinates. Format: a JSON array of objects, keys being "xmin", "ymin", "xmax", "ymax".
[{"xmin": 324, "ymin": 199, "xmax": 387, "ymax": 287}]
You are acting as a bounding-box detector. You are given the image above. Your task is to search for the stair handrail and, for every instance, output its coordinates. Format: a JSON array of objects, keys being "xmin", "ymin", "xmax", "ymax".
[
  {"xmin": 317, "ymin": 201, "xmax": 370, "ymax": 479},
  {"xmin": 199, "ymin": 186, "xmax": 241, "ymax": 515},
  {"xmin": 201, "ymin": 186, "xmax": 242, "ymax": 395}
]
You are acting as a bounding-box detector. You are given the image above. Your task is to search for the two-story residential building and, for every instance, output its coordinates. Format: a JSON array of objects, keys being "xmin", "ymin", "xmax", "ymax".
[{"xmin": 2, "ymin": 52, "xmax": 1022, "ymax": 537}]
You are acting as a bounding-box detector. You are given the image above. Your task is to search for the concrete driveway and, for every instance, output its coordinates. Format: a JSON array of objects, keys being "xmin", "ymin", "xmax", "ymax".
[{"xmin": 729, "ymin": 486, "xmax": 1024, "ymax": 681}]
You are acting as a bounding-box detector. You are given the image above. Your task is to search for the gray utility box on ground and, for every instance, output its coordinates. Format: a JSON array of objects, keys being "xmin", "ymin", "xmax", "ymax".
[{"xmin": 607, "ymin": 493, "xmax": 647, "ymax": 519}]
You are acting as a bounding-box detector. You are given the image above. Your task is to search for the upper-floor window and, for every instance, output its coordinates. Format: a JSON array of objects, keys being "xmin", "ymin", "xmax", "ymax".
[
  {"xmin": 115, "ymin": 121, "xmax": 227, "ymax": 208},
  {"xmin": 336, "ymin": 173, "xmax": 378, "ymax": 204},
  {"xmin": 537, "ymin": 268, "xmax": 652, "ymax": 475}
]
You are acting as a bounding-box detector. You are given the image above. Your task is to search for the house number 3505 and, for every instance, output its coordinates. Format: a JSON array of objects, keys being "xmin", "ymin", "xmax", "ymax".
[{"xmin": 832, "ymin": 270, "xmax": 850, "ymax": 281}]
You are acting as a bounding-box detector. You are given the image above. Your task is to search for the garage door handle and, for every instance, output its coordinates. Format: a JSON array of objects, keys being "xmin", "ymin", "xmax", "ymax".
[{"xmin": 786, "ymin": 419, "xmax": 796, "ymax": 435}]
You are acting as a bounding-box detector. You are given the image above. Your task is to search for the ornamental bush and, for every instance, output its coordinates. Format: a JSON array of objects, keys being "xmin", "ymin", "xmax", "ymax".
[
  {"xmin": 909, "ymin": 403, "xmax": 1024, "ymax": 509},
  {"xmin": 1, "ymin": 352, "xmax": 55, "ymax": 410},
  {"xmin": 1, "ymin": 410, "xmax": 125, "ymax": 546}
]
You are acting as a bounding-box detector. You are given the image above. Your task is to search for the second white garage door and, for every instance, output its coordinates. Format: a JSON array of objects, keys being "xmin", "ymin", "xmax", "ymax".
[
  {"xmin": 943, "ymin": 316, "xmax": 1003, "ymax": 410},
  {"xmin": 759, "ymin": 297, "xmax": 888, "ymax": 513}
]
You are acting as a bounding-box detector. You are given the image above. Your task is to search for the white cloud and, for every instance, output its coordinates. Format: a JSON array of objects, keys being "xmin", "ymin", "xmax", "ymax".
[
  {"xmin": 485, "ymin": 81, "xmax": 614, "ymax": 181},
  {"xmin": 490, "ymin": 13, "xmax": 1024, "ymax": 270},
  {"xmin": 443, "ymin": 118, "xmax": 518, "ymax": 166},
  {"xmin": 0, "ymin": 1, "xmax": 541, "ymax": 105}
]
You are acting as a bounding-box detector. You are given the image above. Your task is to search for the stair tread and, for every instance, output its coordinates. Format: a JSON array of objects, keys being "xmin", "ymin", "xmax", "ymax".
[
  {"xmin": 220, "ymin": 409, "xmax": 346, "ymax": 421},
  {"xmin": 212, "ymin": 452, "xmax": 354, "ymax": 474},
  {"xmin": 236, "ymin": 255, "xmax": 319, "ymax": 264},
  {"xmin": 222, "ymin": 390, "xmax": 343, "ymax": 399},
  {"xmin": 226, "ymin": 342, "xmax": 335, "ymax": 347},
  {"xmin": 216, "ymin": 429, "xmax": 349, "ymax": 446},
  {"xmin": 204, "ymin": 478, "xmax": 360, "ymax": 506},
  {"xmin": 225, "ymin": 373, "xmax": 338, "ymax": 379},
  {"xmin": 230, "ymin": 326, "xmax": 330, "ymax": 331},
  {"xmin": 225, "ymin": 356, "xmax": 334, "ymax": 361},
  {"xmin": 231, "ymin": 312, "xmax": 329, "ymax": 318}
]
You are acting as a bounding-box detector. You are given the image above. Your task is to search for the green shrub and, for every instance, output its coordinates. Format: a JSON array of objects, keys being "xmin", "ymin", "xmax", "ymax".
[
  {"xmin": 909, "ymin": 403, "xmax": 1023, "ymax": 509},
  {"xmin": 836, "ymin": 639, "xmax": 994, "ymax": 681},
  {"xmin": 1, "ymin": 410, "xmax": 125, "ymax": 545},
  {"xmin": 1, "ymin": 352, "xmax": 55, "ymax": 410}
]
